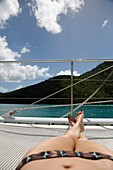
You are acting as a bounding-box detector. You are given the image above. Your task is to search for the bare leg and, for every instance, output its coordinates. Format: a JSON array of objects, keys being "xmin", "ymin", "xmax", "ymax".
[
  {"xmin": 75, "ymin": 135, "xmax": 113, "ymax": 156},
  {"xmin": 23, "ymin": 111, "xmax": 84, "ymax": 158},
  {"xmin": 68, "ymin": 112, "xmax": 113, "ymax": 156},
  {"xmin": 75, "ymin": 128, "xmax": 113, "ymax": 156}
]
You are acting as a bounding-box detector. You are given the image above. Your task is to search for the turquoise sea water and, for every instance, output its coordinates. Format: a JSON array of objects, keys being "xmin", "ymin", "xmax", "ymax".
[{"xmin": 0, "ymin": 104, "xmax": 113, "ymax": 118}]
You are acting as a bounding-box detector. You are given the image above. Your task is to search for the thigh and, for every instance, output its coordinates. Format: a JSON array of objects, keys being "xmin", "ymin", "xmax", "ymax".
[
  {"xmin": 75, "ymin": 140, "xmax": 113, "ymax": 156},
  {"xmin": 24, "ymin": 135, "xmax": 75, "ymax": 158}
]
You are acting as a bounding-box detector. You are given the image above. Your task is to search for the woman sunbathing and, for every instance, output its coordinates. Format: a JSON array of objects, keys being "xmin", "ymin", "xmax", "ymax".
[{"xmin": 16, "ymin": 111, "xmax": 113, "ymax": 170}]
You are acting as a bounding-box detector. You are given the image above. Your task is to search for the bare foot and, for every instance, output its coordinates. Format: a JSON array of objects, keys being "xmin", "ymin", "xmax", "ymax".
[
  {"xmin": 68, "ymin": 116, "xmax": 76, "ymax": 127},
  {"xmin": 66, "ymin": 111, "xmax": 84, "ymax": 140},
  {"xmin": 76, "ymin": 111, "xmax": 84, "ymax": 132}
]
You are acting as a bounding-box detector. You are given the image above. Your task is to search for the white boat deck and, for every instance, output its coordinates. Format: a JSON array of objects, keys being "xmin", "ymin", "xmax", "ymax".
[{"xmin": 0, "ymin": 123, "xmax": 113, "ymax": 170}]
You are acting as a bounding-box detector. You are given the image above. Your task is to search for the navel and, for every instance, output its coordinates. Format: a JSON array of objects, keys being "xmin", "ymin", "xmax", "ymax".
[{"xmin": 62, "ymin": 165, "xmax": 72, "ymax": 169}]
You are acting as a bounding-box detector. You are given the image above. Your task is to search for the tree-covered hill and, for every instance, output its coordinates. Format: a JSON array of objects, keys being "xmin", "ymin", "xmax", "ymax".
[{"xmin": 0, "ymin": 62, "xmax": 113, "ymax": 104}]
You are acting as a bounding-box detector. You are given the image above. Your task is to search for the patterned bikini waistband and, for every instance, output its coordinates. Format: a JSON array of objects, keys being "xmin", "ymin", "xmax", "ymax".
[{"xmin": 16, "ymin": 150, "xmax": 113, "ymax": 170}]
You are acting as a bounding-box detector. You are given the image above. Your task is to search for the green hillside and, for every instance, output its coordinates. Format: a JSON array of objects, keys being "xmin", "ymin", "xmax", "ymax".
[{"xmin": 0, "ymin": 62, "xmax": 113, "ymax": 104}]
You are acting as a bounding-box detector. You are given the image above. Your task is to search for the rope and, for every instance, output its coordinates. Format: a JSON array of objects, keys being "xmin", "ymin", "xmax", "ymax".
[
  {"xmin": 1, "ymin": 100, "xmax": 113, "ymax": 112},
  {"xmin": 15, "ymin": 104, "xmax": 71, "ymax": 111},
  {"xmin": 14, "ymin": 64, "xmax": 113, "ymax": 113},
  {"xmin": 12, "ymin": 100, "xmax": 113, "ymax": 110},
  {"xmin": 61, "ymin": 70, "xmax": 113, "ymax": 118}
]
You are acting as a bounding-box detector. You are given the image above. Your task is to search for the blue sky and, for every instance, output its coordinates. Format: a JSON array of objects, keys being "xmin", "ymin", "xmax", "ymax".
[{"xmin": 0, "ymin": 0, "xmax": 113, "ymax": 92}]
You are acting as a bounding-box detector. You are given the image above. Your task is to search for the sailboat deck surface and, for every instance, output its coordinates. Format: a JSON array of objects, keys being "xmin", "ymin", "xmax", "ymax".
[{"xmin": 0, "ymin": 123, "xmax": 113, "ymax": 170}]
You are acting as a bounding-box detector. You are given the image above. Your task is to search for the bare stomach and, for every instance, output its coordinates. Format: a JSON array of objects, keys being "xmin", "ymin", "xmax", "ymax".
[{"xmin": 21, "ymin": 157, "xmax": 113, "ymax": 170}]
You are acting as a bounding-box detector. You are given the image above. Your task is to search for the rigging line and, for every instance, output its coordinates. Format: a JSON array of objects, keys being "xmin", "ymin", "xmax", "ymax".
[
  {"xmin": 16, "ymin": 104, "xmax": 72, "ymax": 111},
  {"xmin": 1, "ymin": 100, "xmax": 112, "ymax": 112},
  {"xmin": 18, "ymin": 100, "xmax": 113, "ymax": 110},
  {"xmin": 16, "ymin": 100, "xmax": 113, "ymax": 110},
  {"xmin": 61, "ymin": 70, "xmax": 113, "ymax": 118},
  {"xmin": 15, "ymin": 64, "xmax": 113, "ymax": 113},
  {"xmin": 0, "ymin": 100, "xmax": 110, "ymax": 112}
]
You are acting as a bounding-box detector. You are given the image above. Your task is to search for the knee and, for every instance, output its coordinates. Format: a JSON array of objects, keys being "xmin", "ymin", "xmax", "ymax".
[{"xmin": 64, "ymin": 133, "xmax": 77, "ymax": 147}]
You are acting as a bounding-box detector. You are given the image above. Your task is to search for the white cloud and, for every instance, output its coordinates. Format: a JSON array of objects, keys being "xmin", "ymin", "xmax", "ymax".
[
  {"xmin": 0, "ymin": 86, "xmax": 8, "ymax": 93},
  {"xmin": 102, "ymin": 19, "xmax": 109, "ymax": 28},
  {"xmin": 36, "ymin": 67, "xmax": 51, "ymax": 77},
  {"xmin": 0, "ymin": 36, "xmax": 19, "ymax": 61},
  {"xmin": 15, "ymin": 85, "xmax": 23, "ymax": 90},
  {"xmin": 20, "ymin": 47, "xmax": 30, "ymax": 54},
  {"xmin": 57, "ymin": 69, "xmax": 80, "ymax": 76},
  {"xmin": 0, "ymin": 0, "xmax": 21, "ymax": 29},
  {"xmin": 0, "ymin": 36, "xmax": 51, "ymax": 82},
  {"xmin": 0, "ymin": 0, "xmax": 84, "ymax": 33},
  {"xmin": 31, "ymin": 0, "xmax": 84, "ymax": 34}
]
